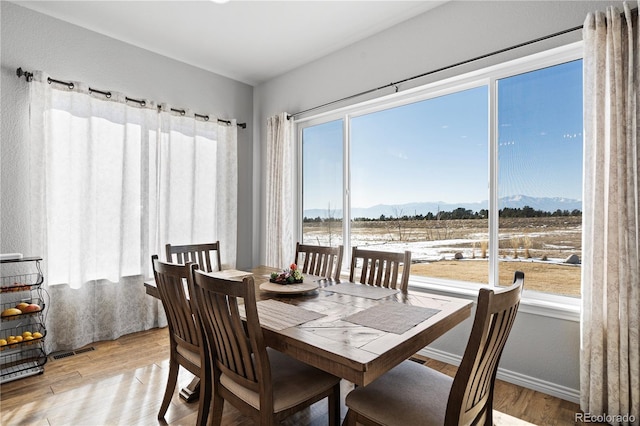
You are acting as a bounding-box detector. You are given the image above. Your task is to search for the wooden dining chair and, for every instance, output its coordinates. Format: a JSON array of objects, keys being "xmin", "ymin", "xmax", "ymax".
[
  {"xmin": 165, "ymin": 241, "xmax": 222, "ymax": 272},
  {"xmin": 188, "ymin": 266, "xmax": 342, "ymax": 426},
  {"xmin": 294, "ymin": 242, "xmax": 344, "ymax": 281},
  {"xmin": 151, "ymin": 255, "xmax": 209, "ymax": 424},
  {"xmin": 349, "ymin": 247, "xmax": 412, "ymax": 292},
  {"xmin": 344, "ymin": 271, "xmax": 525, "ymax": 426}
]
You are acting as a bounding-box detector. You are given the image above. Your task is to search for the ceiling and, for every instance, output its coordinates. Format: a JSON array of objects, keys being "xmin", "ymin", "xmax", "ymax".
[{"xmin": 13, "ymin": 0, "xmax": 447, "ymax": 86}]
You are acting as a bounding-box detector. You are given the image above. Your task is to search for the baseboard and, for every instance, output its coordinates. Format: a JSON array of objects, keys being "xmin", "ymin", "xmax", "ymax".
[{"xmin": 417, "ymin": 347, "xmax": 580, "ymax": 404}]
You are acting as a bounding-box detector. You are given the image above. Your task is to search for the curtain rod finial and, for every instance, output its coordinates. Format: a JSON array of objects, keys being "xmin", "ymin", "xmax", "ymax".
[{"xmin": 16, "ymin": 67, "xmax": 33, "ymax": 82}]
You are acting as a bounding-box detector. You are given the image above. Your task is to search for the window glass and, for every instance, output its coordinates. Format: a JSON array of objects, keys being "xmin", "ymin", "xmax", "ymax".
[
  {"xmin": 301, "ymin": 119, "xmax": 344, "ymax": 248},
  {"xmin": 350, "ymin": 87, "xmax": 489, "ymax": 284},
  {"xmin": 497, "ymin": 60, "xmax": 583, "ymax": 297}
]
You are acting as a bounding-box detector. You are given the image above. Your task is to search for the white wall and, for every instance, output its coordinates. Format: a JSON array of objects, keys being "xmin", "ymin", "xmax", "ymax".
[
  {"xmin": 253, "ymin": 0, "xmax": 627, "ymax": 401},
  {"xmin": 0, "ymin": 2, "xmax": 254, "ymax": 269}
]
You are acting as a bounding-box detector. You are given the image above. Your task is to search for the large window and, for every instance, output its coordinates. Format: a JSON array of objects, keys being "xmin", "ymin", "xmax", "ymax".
[{"xmin": 299, "ymin": 45, "xmax": 583, "ymax": 299}]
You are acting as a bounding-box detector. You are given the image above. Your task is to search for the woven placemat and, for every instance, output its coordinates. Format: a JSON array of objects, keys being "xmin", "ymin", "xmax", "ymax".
[
  {"xmin": 320, "ymin": 282, "xmax": 398, "ymax": 300},
  {"xmin": 343, "ymin": 302, "xmax": 441, "ymax": 334}
]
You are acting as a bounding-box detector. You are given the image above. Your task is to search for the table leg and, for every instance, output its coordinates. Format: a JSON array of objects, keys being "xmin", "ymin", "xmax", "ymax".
[{"xmin": 179, "ymin": 378, "xmax": 200, "ymax": 402}]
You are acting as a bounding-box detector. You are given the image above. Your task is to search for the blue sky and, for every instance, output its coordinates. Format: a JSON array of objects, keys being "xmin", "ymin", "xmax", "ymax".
[{"xmin": 302, "ymin": 60, "xmax": 583, "ymax": 211}]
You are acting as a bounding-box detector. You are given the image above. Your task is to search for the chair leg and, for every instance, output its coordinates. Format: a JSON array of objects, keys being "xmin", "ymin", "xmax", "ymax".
[
  {"xmin": 343, "ymin": 409, "xmax": 357, "ymax": 426},
  {"xmin": 210, "ymin": 388, "xmax": 224, "ymax": 426},
  {"xmin": 329, "ymin": 383, "xmax": 341, "ymax": 426},
  {"xmin": 196, "ymin": 361, "xmax": 211, "ymax": 426},
  {"xmin": 158, "ymin": 356, "xmax": 180, "ymax": 420}
]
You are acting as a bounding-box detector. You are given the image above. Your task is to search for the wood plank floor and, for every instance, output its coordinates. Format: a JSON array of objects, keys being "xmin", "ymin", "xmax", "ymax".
[{"xmin": 0, "ymin": 327, "xmax": 589, "ymax": 425}]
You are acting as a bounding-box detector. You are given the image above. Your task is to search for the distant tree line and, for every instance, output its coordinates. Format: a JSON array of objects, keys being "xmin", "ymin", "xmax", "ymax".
[{"xmin": 303, "ymin": 205, "xmax": 582, "ymax": 223}]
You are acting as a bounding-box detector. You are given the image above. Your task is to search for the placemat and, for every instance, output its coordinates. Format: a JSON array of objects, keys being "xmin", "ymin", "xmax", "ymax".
[
  {"xmin": 320, "ymin": 282, "xmax": 398, "ymax": 300},
  {"xmin": 343, "ymin": 303, "xmax": 441, "ymax": 334},
  {"xmin": 239, "ymin": 299, "xmax": 325, "ymax": 331}
]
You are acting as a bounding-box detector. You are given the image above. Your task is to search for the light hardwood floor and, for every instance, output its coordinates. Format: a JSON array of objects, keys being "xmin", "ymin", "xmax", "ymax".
[{"xmin": 1, "ymin": 327, "xmax": 588, "ymax": 425}]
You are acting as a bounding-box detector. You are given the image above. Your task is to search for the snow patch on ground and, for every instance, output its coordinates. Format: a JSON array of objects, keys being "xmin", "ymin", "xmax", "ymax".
[{"xmin": 309, "ymin": 237, "xmax": 575, "ymax": 264}]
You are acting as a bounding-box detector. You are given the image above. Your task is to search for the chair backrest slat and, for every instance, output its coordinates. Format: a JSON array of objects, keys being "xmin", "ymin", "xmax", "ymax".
[
  {"xmin": 349, "ymin": 247, "xmax": 412, "ymax": 292},
  {"xmin": 189, "ymin": 268, "xmax": 269, "ymax": 394},
  {"xmin": 294, "ymin": 243, "xmax": 344, "ymax": 281},
  {"xmin": 166, "ymin": 242, "xmax": 222, "ymax": 272},
  {"xmin": 152, "ymin": 255, "xmax": 200, "ymax": 351},
  {"xmin": 445, "ymin": 271, "xmax": 524, "ymax": 425}
]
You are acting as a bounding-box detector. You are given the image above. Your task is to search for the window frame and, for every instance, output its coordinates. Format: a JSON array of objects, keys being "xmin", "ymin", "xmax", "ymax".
[{"xmin": 295, "ymin": 42, "xmax": 583, "ymax": 320}]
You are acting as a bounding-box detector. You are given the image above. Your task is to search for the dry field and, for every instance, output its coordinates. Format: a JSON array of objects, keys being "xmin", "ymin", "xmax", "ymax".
[
  {"xmin": 411, "ymin": 260, "xmax": 581, "ymax": 297},
  {"xmin": 304, "ymin": 216, "xmax": 582, "ymax": 297}
]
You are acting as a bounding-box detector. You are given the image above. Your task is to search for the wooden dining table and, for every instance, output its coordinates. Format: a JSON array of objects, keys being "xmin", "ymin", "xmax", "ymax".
[{"xmin": 144, "ymin": 265, "xmax": 472, "ymax": 387}]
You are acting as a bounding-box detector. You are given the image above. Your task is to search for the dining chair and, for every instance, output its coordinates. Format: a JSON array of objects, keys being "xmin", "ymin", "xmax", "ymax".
[
  {"xmin": 344, "ymin": 271, "xmax": 525, "ymax": 426},
  {"xmin": 349, "ymin": 247, "xmax": 412, "ymax": 292},
  {"xmin": 294, "ymin": 242, "xmax": 344, "ymax": 281},
  {"xmin": 188, "ymin": 266, "xmax": 342, "ymax": 426},
  {"xmin": 165, "ymin": 241, "xmax": 222, "ymax": 272},
  {"xmin": 151, "ymin": 255, "xmax": 209, "ymax": 424}
]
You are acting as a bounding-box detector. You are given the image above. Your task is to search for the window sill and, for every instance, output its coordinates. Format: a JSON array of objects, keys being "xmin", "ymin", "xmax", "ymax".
[{"xmin": 408, "ymin": 277, "xmax": 581, "ymax": 322}]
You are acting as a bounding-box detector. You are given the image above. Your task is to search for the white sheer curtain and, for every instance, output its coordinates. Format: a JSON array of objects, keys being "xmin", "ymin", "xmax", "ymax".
[
  {"xmin": 154, "ymin": 106, "xmax": 237, "ymax": 269},
  {"xmin": 28, "ymin": 72, "xmax": 238, "ymax": 353},
  {"xmin": 264, "ymin": 113, "xmax": 295, "ymax": 267},
  {"xmin": 581, "ymin": 3, "xmax": 639, "ymax": 423}
]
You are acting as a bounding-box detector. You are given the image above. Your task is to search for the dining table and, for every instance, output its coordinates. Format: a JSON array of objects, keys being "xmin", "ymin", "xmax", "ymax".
[{"xmin": 144, "ymin": 265, "xmax": 472, "ymax": 390}]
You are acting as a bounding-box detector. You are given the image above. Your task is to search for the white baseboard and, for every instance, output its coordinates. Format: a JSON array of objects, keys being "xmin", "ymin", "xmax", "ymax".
[{"xmin": 417, "ymin": 347, "xmax": 580, "ymax": 404}]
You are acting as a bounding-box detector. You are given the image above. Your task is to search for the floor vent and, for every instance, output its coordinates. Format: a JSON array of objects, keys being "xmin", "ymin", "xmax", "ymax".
[{"xmin": 51, "ymin": 346, "xmax": 95, "ymax": 360}]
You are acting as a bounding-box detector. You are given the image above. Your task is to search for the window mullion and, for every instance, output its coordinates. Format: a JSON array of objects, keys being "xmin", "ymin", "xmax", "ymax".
[
  {"xmin": 343, "ymin": 115, "xmax": 351, "ymax": 270},
  {"xmin": 488, "ymin": 77, "xmax": 499, "ymax": 287},
  {"xmin": 296, "ymin": 125, "xmax": 304, "ymax": 242}
]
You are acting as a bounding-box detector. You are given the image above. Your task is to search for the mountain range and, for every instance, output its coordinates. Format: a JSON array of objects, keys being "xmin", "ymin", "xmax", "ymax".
[{"xmin": 303, "ymin": 195, "xmax": 582, "ymax": 219}]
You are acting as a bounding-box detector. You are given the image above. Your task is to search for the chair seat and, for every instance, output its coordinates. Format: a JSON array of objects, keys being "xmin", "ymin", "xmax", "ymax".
[
  {"xmin": 345, "ymin": 360, "xmax": 452, "ymax": 426},
  {"xmin": 176, "ymin": 345, "xmax": 200, "ymax": 367},
  {"xmin": 221, "ymin": 348, "xmax": 341, "ymax": 413}
]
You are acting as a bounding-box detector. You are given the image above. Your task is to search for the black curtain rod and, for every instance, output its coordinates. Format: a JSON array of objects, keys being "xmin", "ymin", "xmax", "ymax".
[
  {"xmin": 15, "ymin": 68, "xmax": 247, "ymax": 129},
  {"xmin": 288, "ymin": 6, "xmax": 638, "ymax": 120}
]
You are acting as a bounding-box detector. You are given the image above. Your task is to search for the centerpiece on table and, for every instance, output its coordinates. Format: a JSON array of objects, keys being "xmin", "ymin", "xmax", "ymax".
[{"xmin": 270, "ymin": 263, "xmax": 304, "ymax": 284}]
